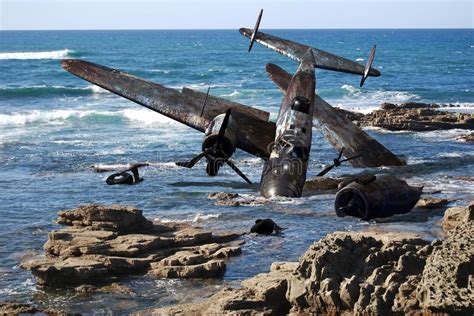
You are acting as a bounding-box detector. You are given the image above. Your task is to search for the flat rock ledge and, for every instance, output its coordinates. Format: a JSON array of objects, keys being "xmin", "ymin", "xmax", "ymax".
[
  {"xmin": 20, "ymin": 204, "xmax": 244, "ymax": 288},
  {"xmin": 150, "ymin": 201, "xmax": 474, "ymax": 315},
  {"xmin": 337, "ymin": 102, "xmax": 474, "ymax": 132}
]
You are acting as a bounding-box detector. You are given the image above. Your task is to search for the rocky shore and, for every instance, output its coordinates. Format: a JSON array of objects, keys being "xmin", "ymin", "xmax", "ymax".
[
  {"xmin": 336, "ymin": 102, "xmax": 474, "ymax": 132},
  {"xmin": 150, "ymin": 201, "xmax": 473, "ymax": 315},
  {"xmin": 20, "ymin": 204, "xmax": 244, "ymax": 288}
]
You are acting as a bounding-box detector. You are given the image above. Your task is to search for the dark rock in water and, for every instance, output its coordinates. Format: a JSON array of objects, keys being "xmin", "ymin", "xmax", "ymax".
[
  {"xmin": 75, "ymin": 282, "xmax": 136, "ymax": 296},
  {"xmin": 208, "ymin": 192, "xmax": 266, "ymax": 207},
  {"xmin": 250, "ymin": 219, "xmax": 282, "ymax": 235},
  {"xmin": 20, "ymin": 204, "xmax": 244, "ymax": 288},
  {"xmin": 208, "ymin": 192, "xmax": 239, "ymax": 200},
  {"xmin": 303, "ymin": 177, "xmax": 344, "ymax": 192},
  {"xmin": 338, "ymin": 102, "xmax": 474, "ymax": 131},
  {"xmin": 0, "ymin": 302, "xmax": 62, "ymax": 315},
  {"xmin": 150, "ymin": 201, "xmax": 474, "ymax": 315},
  {"xmin": 455, "ymin": 132, "xmax": 474, "ymax": 143}
]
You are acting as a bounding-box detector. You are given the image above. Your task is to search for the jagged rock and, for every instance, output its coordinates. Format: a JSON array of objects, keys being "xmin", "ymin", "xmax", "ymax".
[
  {"xmin": 417, "ymin": 202, "xmax": 474, "ymax": 313},
  {"xmin": 208, "ymin": 192, "xmax": 239, "ymax": 200},
  {"xmin": 147, "ymin": 201, "xmax": 473, "ymax": 315},
  {"xmin": 148, "ymin": 259, "xmax": 296, "ymax": 315},
  {"xmin": 340, "ymin": 102, "xmax": 474, "ymax": 131},
  {"xmin": 149, "ymin": 241, "xmax": 243, "ymax": 278},
  {"xmin": 21, "ymin": 204, "xmax": 244, "ymax": 288},
  {"xmin": 416, "ymin": 197, "xmax": 449, "ymax": 209},
  {"xmin": 75, "ymin": 282, "xmax": 135, "ymax": 295},
  {"xmin": 55, "ymin": 204, "xmax": 153, "ymax": 233},
  {"xmin": 442, "ymin": 202, "xmax": 474, "ymax": 231},
  {"xmin": 0, "ymin": 302, "xmax": 63, "ymax": 315},
  {"xmin": 208, "ymin": 192, "xmax": 266, "ymax": 207}
]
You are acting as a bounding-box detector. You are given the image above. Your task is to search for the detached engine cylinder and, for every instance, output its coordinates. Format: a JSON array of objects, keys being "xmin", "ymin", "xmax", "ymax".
[{"xmin": 334, "ymin": 174, "xmax": 422, "ymax": 220}]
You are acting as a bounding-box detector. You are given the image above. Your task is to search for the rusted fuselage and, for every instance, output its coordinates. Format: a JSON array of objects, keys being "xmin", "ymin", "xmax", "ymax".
[{"xmin": 260, "ymin": 50, "xmax": 315, "ymax": 198}]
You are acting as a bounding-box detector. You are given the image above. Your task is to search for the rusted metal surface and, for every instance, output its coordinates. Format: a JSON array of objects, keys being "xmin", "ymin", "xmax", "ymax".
[
  {"xmin": 240, "ymin": 28, "xmax": 380, "ymax": 77},
  {"xmin": 260, "ymin": 49, "xmax": 316, "ymax": 198},
  {"xmin": 181, "ymin": 87, "xmax": 270, "ymax": 122},
  {"xmin": 61, "ymin": 59, "xmax": 275, "ymax": 157},
  {"xmin": 335, "ymin": 174, "xmax": 422, "ymax": 220},
  {"xmin": 266, "ymin": 63, "xmax": 405, "ymax": 167}
]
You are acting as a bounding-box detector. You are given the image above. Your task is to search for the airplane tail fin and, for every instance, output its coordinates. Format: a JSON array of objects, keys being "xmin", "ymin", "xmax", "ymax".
[{"xmin": 240, "ymin": 12, "xmax": 380, "ymax": 81}]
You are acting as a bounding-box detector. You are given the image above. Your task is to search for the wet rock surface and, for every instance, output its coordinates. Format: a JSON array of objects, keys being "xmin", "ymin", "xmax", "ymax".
[
  {"xmin": 416, "ymin": 197, "xmax": 450, "ymax": 209},
  {"xmin": 149, "ymin": 201, "xmax": 474, "ymax": 315},
  {"xmin": 0, "ymin": 302, "xmax": 63, "ymax": 316},
  {"xmin": 20, "ymin": 204, "xmax": 244, "ymax": 288},
  {"xmin": 336, "ymin": 102, "xmax": 474, "ymax": 131},
  {"xmin": 456, "ymin": 132, "xmax": 474, "ymax": 142}
]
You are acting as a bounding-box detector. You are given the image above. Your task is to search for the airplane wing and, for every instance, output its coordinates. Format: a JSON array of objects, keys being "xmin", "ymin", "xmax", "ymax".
[
  {"xmin": 240, "ymin": 28, "xmax": 380, "ymax": 77},
  {"xmin": 265, "ymin": 63, "xmax": 404, "ymax": 167},
  {"xmin": 61, "ymin": 59, "xmax": 275, "ymax": 157}
]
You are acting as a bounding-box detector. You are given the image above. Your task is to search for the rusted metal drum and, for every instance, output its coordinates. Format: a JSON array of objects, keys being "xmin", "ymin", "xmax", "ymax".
[{"xmin": 334, "ymin": 174, "xmax": 422, "ymax": 220}]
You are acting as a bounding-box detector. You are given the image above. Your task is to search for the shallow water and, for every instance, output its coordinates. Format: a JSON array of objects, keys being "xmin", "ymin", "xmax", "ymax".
[{"xmin": 0, "ymin": 29, "xmax": 473, "ymax": 313}]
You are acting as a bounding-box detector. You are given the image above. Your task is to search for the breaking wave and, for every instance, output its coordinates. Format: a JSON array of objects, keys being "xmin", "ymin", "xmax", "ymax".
[
  {"xmin": 0, "ymin": 108, "xmax": 179, "ymax": 127},
  {"xmin": 0, "ymin": 85, "xmax": 109, "ymax": 98},
  {"xmin": 0, "ymin": 49, "xmax": 77, "ymax": 60},
  {"xmin": 326, "ymin": 85, "xmax": 421, "ymax": 114}
]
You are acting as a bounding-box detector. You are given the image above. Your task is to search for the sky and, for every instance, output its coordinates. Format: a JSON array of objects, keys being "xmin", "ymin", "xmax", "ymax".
[{"xmin": 0, "ymin": 0, "xmax": 473, "ymax": 30}]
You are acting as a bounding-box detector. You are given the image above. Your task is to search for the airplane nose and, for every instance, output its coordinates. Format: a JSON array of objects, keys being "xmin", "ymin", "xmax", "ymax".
[{"xmin": 260, "ymin": 180, "xmax": 300, "ymax": 198}]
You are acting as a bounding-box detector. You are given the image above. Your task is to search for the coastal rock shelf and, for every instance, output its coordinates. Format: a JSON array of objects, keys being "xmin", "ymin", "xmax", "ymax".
[
  {"xmin": 20, "ymin": 204, "xmax": 244, "ymax": 288},
  {"xmin": 151, "ymin": 201, "xmax": 474, "ymax": 315},
  {"xmin": 338, "ymin": 102, "xmax": 474, "ymax": 132}
]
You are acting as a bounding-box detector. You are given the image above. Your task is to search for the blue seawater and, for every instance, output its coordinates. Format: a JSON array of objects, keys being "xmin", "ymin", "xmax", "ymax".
[{"xmin": 0, "ymin": 29, "xmax": 473, "ymax": 313}]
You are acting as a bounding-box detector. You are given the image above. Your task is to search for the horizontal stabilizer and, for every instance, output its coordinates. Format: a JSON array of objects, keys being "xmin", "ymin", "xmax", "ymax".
[
  {"xmin": 265, "ymin": 63, "xmax": 404, "ymax": 167},
  {"xmin": 240, "ymin": 28, "xmax": 380, "ymax": 78}
]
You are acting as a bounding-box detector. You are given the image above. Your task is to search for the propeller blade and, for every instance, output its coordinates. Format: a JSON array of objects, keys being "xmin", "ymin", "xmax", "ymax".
[
  {"xmin": 341, "ymin": 154, "xmax": 362, "ymax": 163},
  {"xmin": 337, "ymin": 147, "xmax": 344, "ymax": 160},
  {"xmin": 360, "ymin": 45, "xmax": 376, "ymax": 87},
  {"xmin": 225, "ymin": 159, "xmax": 252, "ymax": 184},
  {"xmin": 248, "ymin": 9, "xmax": 263, "ymax": 52},
  {"xmin": 175, "ymin": 150, "xmax": 211, "ymax": 168},
  {"xmin": 316, "ymin": 164, "xmax": 336, "ymax": 177},
  {"xmin": 217, "ymin": 108, "xmax": 232, "ymax": 141}
]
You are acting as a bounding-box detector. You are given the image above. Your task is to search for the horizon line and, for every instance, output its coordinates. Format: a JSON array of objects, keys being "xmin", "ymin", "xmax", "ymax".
[{"xmin": 1, "ymin": 27, "xmax": 473, "ymax": 32}]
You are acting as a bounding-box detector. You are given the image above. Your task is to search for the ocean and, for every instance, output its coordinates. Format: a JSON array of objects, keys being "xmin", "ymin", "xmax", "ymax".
[{"xmin": 0, "ymin": 29, "xmax": 473, "ymax": 313}]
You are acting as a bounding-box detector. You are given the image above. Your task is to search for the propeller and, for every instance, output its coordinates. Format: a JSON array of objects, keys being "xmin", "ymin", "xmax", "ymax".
[
  {"xmin": 175, "ymin": 109, "xmax": 252, "ymax": 184},
  {"xmin": 175, "ymin": 149, "xmax": 213, "ymax": 168},
  {"xmin": 248, "ymin": 9, "xmax": 263, "ymax": 52},
  {"xmin": 316, "ymin": 147, "xmax": 361, "ymax": 177},
  {"xmin": 360, "ymin": 45, "xmax": 376, "ymax": 87},
  {"xmin": 225, "ymin": 158, "xmax": 252, "ymax": 184}
]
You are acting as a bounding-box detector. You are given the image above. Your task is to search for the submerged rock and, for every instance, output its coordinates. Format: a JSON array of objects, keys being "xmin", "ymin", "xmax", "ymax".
[
  {"xmin": 208, "ymin": 191, "xmax": 266, "ymax": 207},
  {"xmin": 416, "ymin": 197, "xmax": 450, "ymax": 209},
  {"xmin": 0, "ymin": 302, "xmax": 63, "ymax": 315},
  {"xmin": 456, "ymin": 132, "xmax": 474, "ymax": 143},
  {"xmin": 148, "ymin": 201, "xmax": 474, "ymax": 315},
  {"xmin": 21, "ymin": 204, "xmax": 244, "ymax": 288}
]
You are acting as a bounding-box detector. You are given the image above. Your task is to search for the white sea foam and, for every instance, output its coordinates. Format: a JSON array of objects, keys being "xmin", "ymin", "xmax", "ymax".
[
  {"xmin": 192, "ymin": 213, "xmax": 220, "ymax": 222},
  {"xmin": 121, "ymin": 108, "xmax": 178, "ymax": 125},
  {"xmin": 155, "ymin": 213, "xmax": 220, "ymax": 224},
  {"xmin": 0, "ymin": 49, "xmax": 74, "ymax": 60},
  {"xmin": 331, "ymin": 86, "xmax": 420, "ymax": 114},
  {"xmin": 0, "ymin": 109, "xmax": 98, "ymax": 126},
  {"xmin": 150, "ymin": 69, "xmax": 172, "ymax": 74},
  {"xmin": 0, "ymin": 108, "xmax": 178, "ymax": 127},
  {"xmin": 89, "ymin": 85, "xmax": 110, "ymax": 93},
  {"xmin": 355, "ymin": 58, "xmax": 365, "ymax": 62},
  {"xmin": 220, "ymin": 90, "xmax": 241, "ymax": 97}
]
